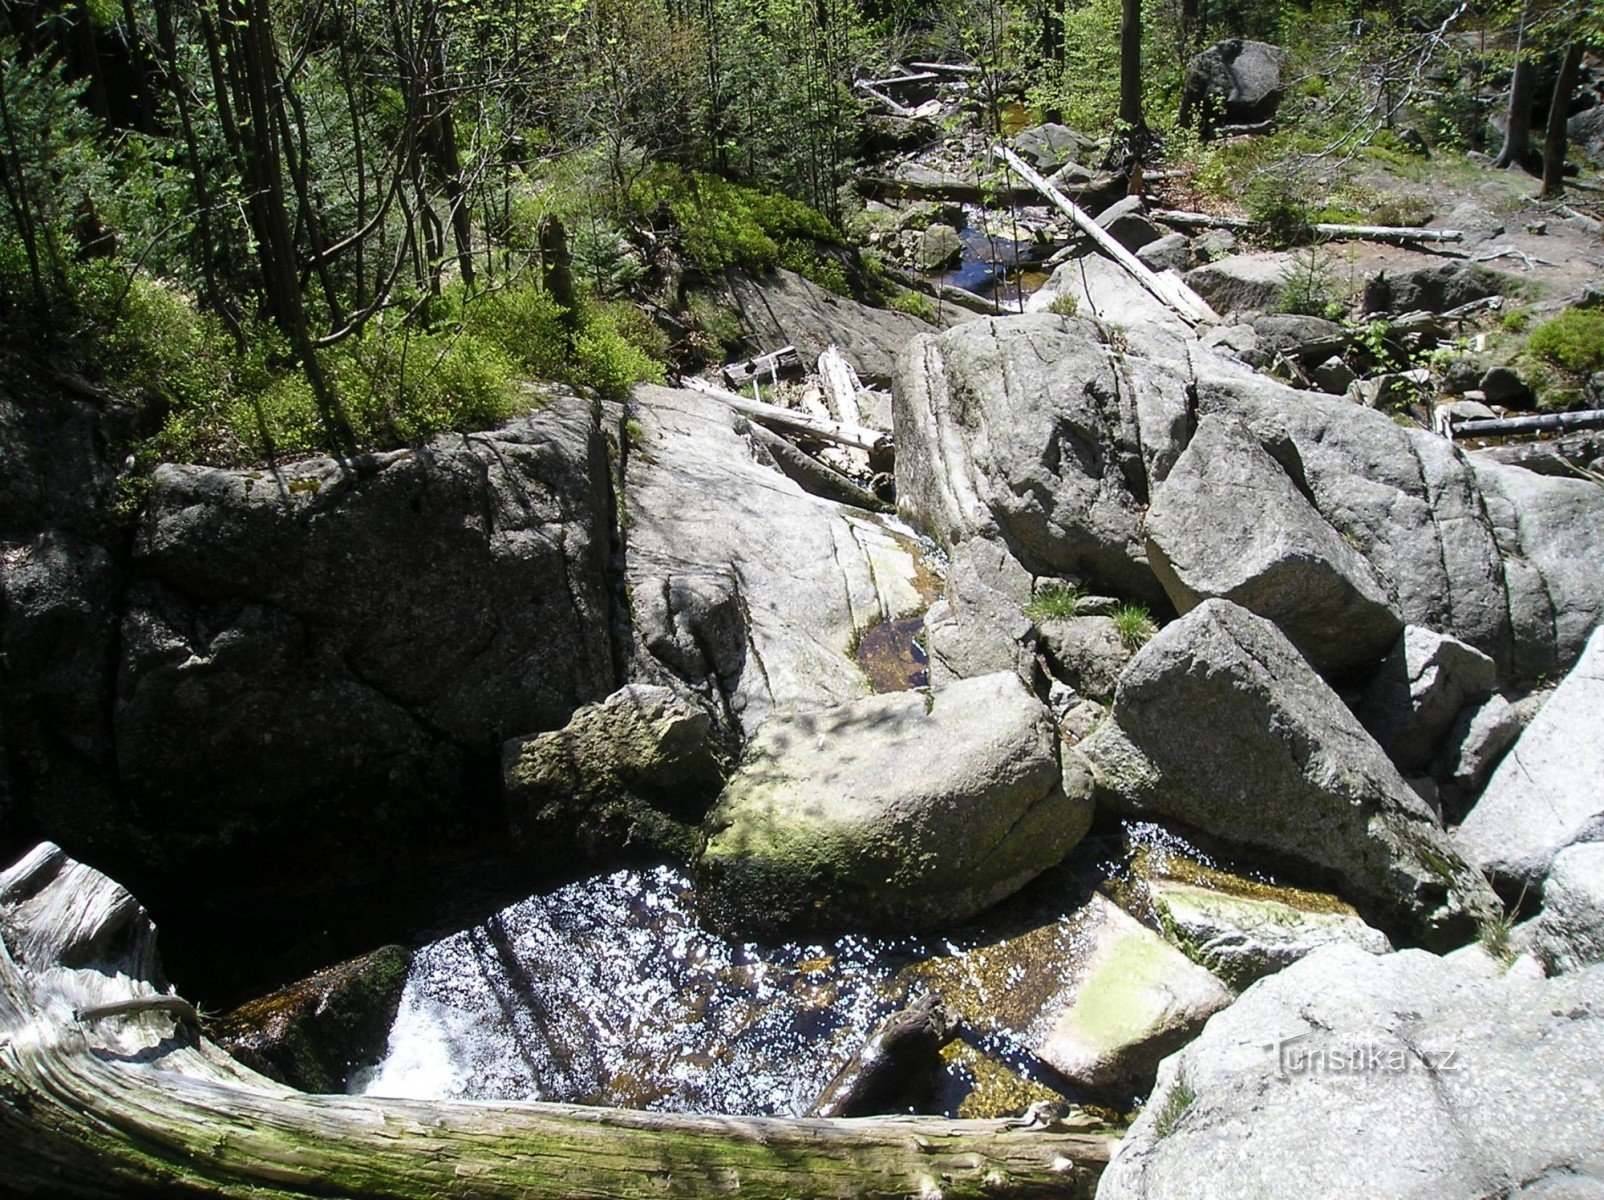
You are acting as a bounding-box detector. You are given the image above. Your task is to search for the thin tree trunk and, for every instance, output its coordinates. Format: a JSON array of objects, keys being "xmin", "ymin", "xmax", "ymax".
[
  {"xmin": 1539, "ymin": 43, "xmax": 1582, "ymax": 199},
  {"xmin": 1118, "ymin": 0, "xmax": 1145, "ymax": 132}
]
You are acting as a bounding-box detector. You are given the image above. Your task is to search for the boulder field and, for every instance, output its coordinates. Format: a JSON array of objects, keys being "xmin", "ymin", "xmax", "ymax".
[{"xmin": 5, "ymin": 272, "xmax": 1604, "ymax": 1193}]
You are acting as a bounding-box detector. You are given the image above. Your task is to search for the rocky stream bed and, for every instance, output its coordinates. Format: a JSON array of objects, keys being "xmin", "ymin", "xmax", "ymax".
[{"xmin": 5, "ymin": 45, "xmax": 1604, "ymax": 1200}]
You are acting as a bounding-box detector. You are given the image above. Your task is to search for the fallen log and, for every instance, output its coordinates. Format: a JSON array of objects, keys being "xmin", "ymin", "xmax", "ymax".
[
  {"xmin": 743, "ymin": 420, "xmax": 890, "ymax": 512},
  {"xmin": 856, "ymin": 82, "xmax": 916, "ymax": 118},
  {"xmin": 1473, "ymin": 430, "xmax": 1604, "ymax": 475},
  {"xmin": 818, "ymin": 344, "xmax": 867, "ymax": 429},
  {"xmin": 995, "ymin": 146, "xmax": 1219, "ymax": 327},
  {"xmin": 1150, "ymin": 209, "xmax": 1466, "ymax": 244},
  {"xmin": 723, "ymin": 344, "xmax": 800, "ymax": 387},
  {"xmin": 907, "ymin": 61, "xmax": 981, "ymax": 75},
  {"xmin": 681, "ymin": 374, "xmax": 890, "ymax": 454},
  {"xmin": 0, "ymin": 842, "xmax": 1116, "ymax": 1200},
  {"xmin": 1451, "ymin": 408, "xmax": 1604, "ymax": 438}
]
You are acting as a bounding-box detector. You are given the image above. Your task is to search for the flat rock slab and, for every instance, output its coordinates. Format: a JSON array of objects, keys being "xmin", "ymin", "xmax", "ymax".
[
  {"xmin": 1081, "ymin": 599, "xmax": 1497, "ymax": 950},
  {"xmin": 1098, "ymin": 944, "xmax": 1604, "ymax": 1200},
  {"xmin": 626, "ymin": 385, "xmax": 926, "ymax": 731},
  {"xmin": 697, "ymin": 671, "xmax": 1092, "ymax": 934},
  {"xmin": 1183, "ymin": 253, "xmax": 1293, "ymax": 315},
  {"xmin": 1150, "ymin": 879, "xmax": 1392, "ymax": 992},
  {"xmin": 903, "ymin": 883, "xmax": 1229, "ymax": 1102},
  {"xmin": 1457, "ymin": 625, "xmax": 1604, "ymax": 896}
]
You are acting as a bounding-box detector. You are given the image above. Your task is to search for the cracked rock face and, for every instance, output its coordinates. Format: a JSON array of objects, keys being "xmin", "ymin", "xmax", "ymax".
[
  {"xmin": 1145, "ymin": 412, "xmax": 1403, "ymax": 678},
  {"xmin": 1097, "ymin": 944, "xmax": 1604, "ymax": 1200},
  {"xmin": 696, "ymin": 671, "xmax": 1093, "ymax": 935},
  {"xmin": 625, "ymin": 386, "xmax": 927, "ymax": 734},
  {"xmin": 894, "ymin": 313, "xmax": 1604, "ymax": 687},
  {"xmin": 115, "ymin": 395, "xmax": 620, "ymax": 886},
  {"xmin": 893, "ymin": 312, "xmax": 1188, "ymax": 606}
]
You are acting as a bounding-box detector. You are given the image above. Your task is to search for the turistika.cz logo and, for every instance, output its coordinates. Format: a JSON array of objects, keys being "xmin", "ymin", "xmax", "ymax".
[{"xmin": 1266, "ymin": 1032, "xmax": 1461, "ymax": 1080}]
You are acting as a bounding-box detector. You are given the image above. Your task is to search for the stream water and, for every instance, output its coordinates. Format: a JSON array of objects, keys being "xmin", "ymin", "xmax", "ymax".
[
  {"xmin": 351, "ymin": 856, "xmax": 1116, "ymax": 1117},
  {"xmin": 352, "ymin": 864, "xmax": 929, "ymax": 1114},
  {"xmin": 939, "ymin": 204, "xmax": 1053, "ymax": 308}
]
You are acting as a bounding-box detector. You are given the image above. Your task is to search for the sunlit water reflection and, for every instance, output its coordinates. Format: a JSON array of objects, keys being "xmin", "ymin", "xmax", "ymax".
[{"xmin": 353, "ymin": 864, "xmax": 929, "ymax": 1115}]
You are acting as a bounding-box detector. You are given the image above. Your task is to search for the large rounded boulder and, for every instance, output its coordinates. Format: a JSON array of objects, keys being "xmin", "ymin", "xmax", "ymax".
[{"xmin": 696, "ymin": 672, "xmax": 1093, "ymax": 935}]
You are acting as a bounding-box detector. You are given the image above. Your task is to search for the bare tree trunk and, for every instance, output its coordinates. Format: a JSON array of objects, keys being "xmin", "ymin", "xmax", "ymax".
[
  {"xmin": 1118, "ymin": 0, "xmax": 1145, "ymax": 133},
  {"xmin": 1539, "ymin": 43, "xmax": 1582, "ymax": 199},
  {"xmin": 1496, "ymin": 58, "xmax": 1538, "ymax": 169}
]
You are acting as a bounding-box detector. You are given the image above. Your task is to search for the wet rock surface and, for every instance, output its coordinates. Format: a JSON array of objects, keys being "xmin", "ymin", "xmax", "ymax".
[
  {"xmin": 215, "ymin": 945, "xmax": 412, "ymax": 1093},
  {"xmin": 1081, "ymin": 600, "xmax": 1498, "ymax": 949},
  {"xmin": 502, "ymin": 683, "xmax": 726, "ymax": 863}
]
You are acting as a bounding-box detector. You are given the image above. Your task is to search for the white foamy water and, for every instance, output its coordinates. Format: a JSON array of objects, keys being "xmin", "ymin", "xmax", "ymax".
[{"xmin": 353, "ymin": 864, "xmax": 924, "ymax": 1115}]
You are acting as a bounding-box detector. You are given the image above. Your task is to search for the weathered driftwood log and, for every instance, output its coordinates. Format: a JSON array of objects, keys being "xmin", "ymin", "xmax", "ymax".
[
  {"xmin": 1473, "ymin": 430, "xmax": 1604, "ymax": 475},
  {"xmin": 722, "ymin": 343, "xmax": 800, "ymax": 387},
  {"xmin": 857, "ymin": 82, "xmax": 917, "ymax": 118},
  {"xmin": 995, "ymin": 146, "xmax": 1220, "ymax": 327},
  {"xmin": 811, "ymin": 993, "xmax": 960, "ymax": 1118},
  {"xmin": 681, "ymin": 374, "xmax": 890, "ymax": 454},
  {"xmin": 1151, "ymin": 209, "xmax": 1466, "ymax": 244},
  {"xmin": 907, "ymin": 61, "xmax": 982, "ymax": 75},
  {"xmin": 1451, "ymin": 408, "xmax": 1604, "ymax": 438},
  {"xmin": 0, "ymin": 843, "xmax": 1115, "ymax": 1199},
  {"xmin": 743, "ymin": 420, "xmax": 891, "ymax": 513},
  {"xmin": 818, "ymin": 345, "xmax": 868, "ymax": 429}
]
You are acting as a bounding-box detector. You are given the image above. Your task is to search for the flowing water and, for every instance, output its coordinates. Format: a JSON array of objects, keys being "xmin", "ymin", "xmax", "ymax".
[
  {"xmin": 350, "ymin": 798, "xmax": 1261, "ymax": 1119},
  {"xmin": 353, "ymin": 864, "xmax": 932, "ymax": 1114}
]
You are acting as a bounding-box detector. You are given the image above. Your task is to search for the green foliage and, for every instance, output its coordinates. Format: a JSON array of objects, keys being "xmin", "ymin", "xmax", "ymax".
[
  {"xmin": 1500, "ymin": 309, "xmax": 1532, "ymax": 334},
  {"xmin": 1522, "ymin": 307, "xmax": 1604, "ymax": 407},
  {"xmin": 573, "ymin": 300, "xmax": 668, "ymax": 399},
  {"xmin": 1111, "ymin": 602, "xmax": 1158, "ymax": 650},
  {"xmin": 635, "ymin": 164, "xmax": 839, "ymax": 276},
  {"xmin": 1526, "ymin": 308, "xmax": 1604, "ymax": 376},
  {"xmin": 1047, "ymin": 293, "xmax": 1081, "ymax": 318},
  {"xmin": 1026, "ymin": 580, "xmax": 1087, "ymax": 622},
  {"xmin": 1243, "ymin": 176, "xmax": 1314, "ymax": 248},
  {"xmin": 889, "ymin": 289, "xmax": 939, "ymax": 324},
  {"xmin": 1029, "ymin": 0, "xmax": 1184, "ymax": 135},
  {"xmin": 1278, "ymin": 246, "xmax": 1348, "ymax": 320},
  {"xmin": 1151, "ymin": 1074, "xmax": 1196, "ymax": 1141}
]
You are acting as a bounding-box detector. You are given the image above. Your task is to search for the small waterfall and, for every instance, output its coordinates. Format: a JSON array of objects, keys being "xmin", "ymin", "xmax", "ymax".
[{"xmin": 352, "ymin": 865, "xmax": 928, "ymax": 1115}]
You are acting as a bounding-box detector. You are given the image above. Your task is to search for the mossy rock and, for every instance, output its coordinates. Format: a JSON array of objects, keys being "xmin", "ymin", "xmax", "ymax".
[{"xmin": 214, "ymin": 944, "xmax": 411, "ymax": 1093}]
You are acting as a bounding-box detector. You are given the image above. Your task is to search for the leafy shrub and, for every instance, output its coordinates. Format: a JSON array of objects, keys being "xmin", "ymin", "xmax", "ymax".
[
  {"xmin": 1526, "ymin": 308, "xmax": 1604, "ymax": 376},
  {"xmin": 1278, "ymin": 246, "xmax": 1347, "ymax": 320},
  {"xmin": 1047, "ymin": 293, "xmax": 1081, "ymax": 318},
  {"xmin": 1244, "ymin": 176, "xmax": 1314, "ymax": 248},
  {"xmin": 889, "ymin": 289, "xmax": 939, "ymax": 324},
  {"xmin": 634, "ymin": 164, "xmax": 839, "ymax": 276}
]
